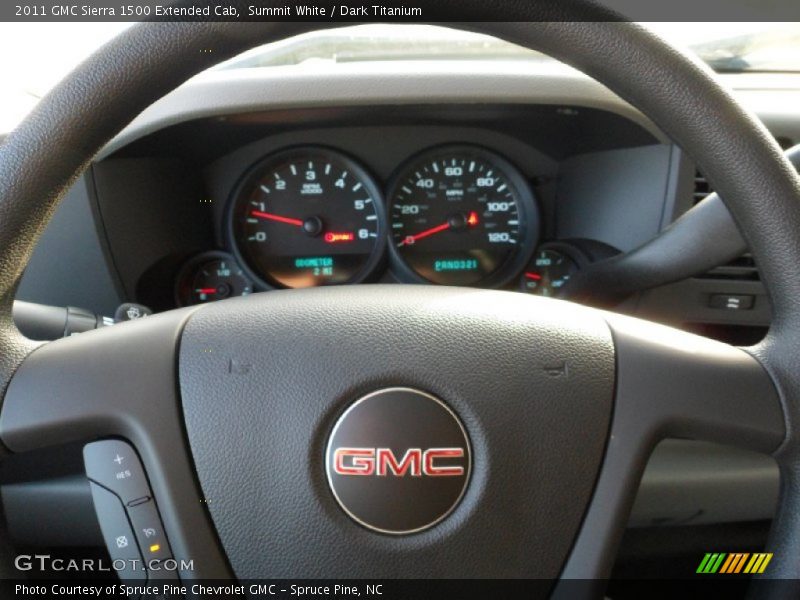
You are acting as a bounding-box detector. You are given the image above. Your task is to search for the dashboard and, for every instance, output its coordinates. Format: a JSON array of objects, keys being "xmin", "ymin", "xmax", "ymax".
[{"xmin": 82, "ymin": 100, "xmax": 660, "ymax": 314}]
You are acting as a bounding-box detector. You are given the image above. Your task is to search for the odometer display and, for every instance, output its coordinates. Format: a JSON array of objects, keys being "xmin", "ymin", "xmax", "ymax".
[
  {"xmin": 230, "ymin": 147, "xmax": 385, "ymax": 288},
  {"xmin": 388, "ymin": 146, "xmax": 538, "ymax": 286}
]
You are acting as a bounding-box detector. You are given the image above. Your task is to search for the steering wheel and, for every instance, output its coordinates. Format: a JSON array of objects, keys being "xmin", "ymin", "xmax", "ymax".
[{"xmin": 1, "ymin": 8, "xmax": 800, "ymax": 597}]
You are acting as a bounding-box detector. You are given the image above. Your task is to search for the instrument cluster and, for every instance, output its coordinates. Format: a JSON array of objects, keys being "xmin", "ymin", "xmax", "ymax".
[{"xmin": 176, "ymin": 144, "xmax": 588, "ymax": 306}]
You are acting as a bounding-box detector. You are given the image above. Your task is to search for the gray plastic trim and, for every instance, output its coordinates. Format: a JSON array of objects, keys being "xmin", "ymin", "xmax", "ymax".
[
  {"xmin": 2, "ymin": 474, "xmax": 102, "ymax": 547},
  {"xmin": 15, "ymin": 175, "xmax": 122, "ymax": 316},
  {"xmin": 566, "ymin": 144, "xmax": 800, "ymax": 306},
  {"xmin": 97, "ymin": 61, "xmax": 669, "ymax": 159},
  {"xmin": 630, "ymin": 439, "xmax": 779, "ymax": 529}
]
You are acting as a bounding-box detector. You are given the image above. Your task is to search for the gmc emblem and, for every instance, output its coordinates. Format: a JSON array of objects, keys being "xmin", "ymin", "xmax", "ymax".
[{"xmin": 333, "ymin": 447, "xmax": 465, "ymax": 477}]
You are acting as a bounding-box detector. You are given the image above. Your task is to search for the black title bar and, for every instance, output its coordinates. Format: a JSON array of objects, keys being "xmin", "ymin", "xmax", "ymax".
[{"xmin": 4, "ymin": 0, "xmax": 800, "ymax": 22}]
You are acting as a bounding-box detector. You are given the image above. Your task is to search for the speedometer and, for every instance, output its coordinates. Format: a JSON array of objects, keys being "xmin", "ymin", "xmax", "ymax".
[
  {"xmin": 229, "ymin": 147, "xmax": 385, "ymax": 288},
  {"xmin": 387, "ymin": 146, "xmax": 538, "ymax": 286}
]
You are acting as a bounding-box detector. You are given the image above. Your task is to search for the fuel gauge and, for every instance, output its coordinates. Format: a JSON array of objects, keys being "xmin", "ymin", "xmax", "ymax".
[
  {"xmin": 519, "ymin": 245, "xmax": 581, "ymax": 298},
  {"xmin": 177, "ymin": 252, "xmax": 254, "ymax": 306}
]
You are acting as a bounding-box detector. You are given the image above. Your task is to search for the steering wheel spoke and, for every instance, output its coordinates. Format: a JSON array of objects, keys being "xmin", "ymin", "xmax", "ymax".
[
  {"xmin": 0, "ymin": 308, "xmax": 231, "ymax": 579},
  {"xmin": 608, "ymin": 313, "xmax": 783, "ymax": 452},
  {"xmin": 559, "ymin": 313, "xmax": 783, "ymax": 589}
]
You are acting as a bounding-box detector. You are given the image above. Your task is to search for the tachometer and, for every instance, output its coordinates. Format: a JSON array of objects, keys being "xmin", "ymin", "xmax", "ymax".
[
  {"xmin": 229, "ymin": 147, "xmax": 385, "ymax": 288},
  {"xmin": 387, "ymin": 145, "xmax": 538, "ymax": 286}
]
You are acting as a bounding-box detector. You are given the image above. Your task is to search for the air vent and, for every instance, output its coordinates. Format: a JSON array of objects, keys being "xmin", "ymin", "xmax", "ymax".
[
  {"xmin": 699, "ymin": 252, "xmax": 760, "ymax": 281},
  {"xmin": 693, "ymin": 170, "xmax": 712, "ymax": 205}
]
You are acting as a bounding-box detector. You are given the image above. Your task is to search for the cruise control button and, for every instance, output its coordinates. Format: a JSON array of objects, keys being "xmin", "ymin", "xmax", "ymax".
[
  {"xmin": 128, "ymin": 496, "xmax": 151, "ymax": 507},
  {"xmin": 128, "ymin": 499, "xmax": 173, "ymax": 564},
  {"xmin": 88, "ymin": 482, "xmax": 146, "ymax": 582},
  {"xmin": 84, "ymin": 440, "xmax": 151, "ymax": 504}
]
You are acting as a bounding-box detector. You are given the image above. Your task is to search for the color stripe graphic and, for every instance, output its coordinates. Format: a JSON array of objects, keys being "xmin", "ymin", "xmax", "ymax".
[{"xmin": 696, "ymin": 552, "xmax": 773, "ymax": 574}]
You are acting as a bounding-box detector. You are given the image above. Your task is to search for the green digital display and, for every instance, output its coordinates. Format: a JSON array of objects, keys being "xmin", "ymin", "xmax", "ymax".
[
  {"xmin": 294, "ymin": 256, "xmax": 334, "ymax": 277},
  {"xmin": 433, "ymin": 259, "xmax": 479, "ymax": 273},
  {"xmin": 295, "ymin": 256, "xmax": 334, "ymax": 269}
]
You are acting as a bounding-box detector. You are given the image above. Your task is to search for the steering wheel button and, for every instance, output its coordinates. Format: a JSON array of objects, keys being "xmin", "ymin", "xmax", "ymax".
[
  {"xmin": 84, "ymin": 440, "xmax": 151, "ymax": 505},
  {"xmin": 127, "ymin": 500, "xmax": 173, "ymax": 565},
  {"xmin": 88, "ymin": 482, "xmax": 147, "ymax": 582},
  {"xmin": 127, "ymin": 496, "xmax": 152, "ymax": 507}
]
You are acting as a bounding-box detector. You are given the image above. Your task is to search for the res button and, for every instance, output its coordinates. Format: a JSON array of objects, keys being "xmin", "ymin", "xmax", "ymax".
[{"xmin": 84, "ymin": 440, "xmax": 152, "ymax": 505}]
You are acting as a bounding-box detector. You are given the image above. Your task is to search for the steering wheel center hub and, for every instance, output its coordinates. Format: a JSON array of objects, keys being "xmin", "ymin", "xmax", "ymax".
[{"xmin": 325, "ymin": 387, "xmax": 471, "ymax": 535}]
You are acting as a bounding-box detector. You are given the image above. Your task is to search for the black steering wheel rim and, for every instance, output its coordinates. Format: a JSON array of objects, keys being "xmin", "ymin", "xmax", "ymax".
[{"xmin": 1, "ymin": 8, "xmax": 799, "ymax": 592}]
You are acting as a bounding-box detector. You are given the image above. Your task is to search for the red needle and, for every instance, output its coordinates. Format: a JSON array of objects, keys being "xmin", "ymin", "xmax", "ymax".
[
  {"xmin": 399, "ymin": 212, "xmax": 481, "ymax": 246},
  {"xmin": 399, "ymin": 222, "xmax": 450, "ymax": 246},
  {"xmin": 524, "ymin": 272, "xmax": 542, "ymax": 281},
  {"xmin": 251, "ymin": 210, "xmax": 303, "ymax": 227},
  {"xmin": 196, "ymin": 288, "xmax": 217, "ymax": 294}
]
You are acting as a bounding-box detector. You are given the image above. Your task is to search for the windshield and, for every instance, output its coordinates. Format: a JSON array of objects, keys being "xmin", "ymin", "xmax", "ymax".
[
  {"xmin": 1, "ymin": 22, "xmax": 799, "ymax": 131},
  {"xmin": 218, "ymin": 23, "xmax": 800, "ymax": 73}
]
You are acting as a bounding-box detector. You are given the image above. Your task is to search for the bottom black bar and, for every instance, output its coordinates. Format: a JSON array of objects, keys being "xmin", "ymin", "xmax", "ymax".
[{"xmin": 2, "ymin": 578, "xmax": 794, "ymax": 600}]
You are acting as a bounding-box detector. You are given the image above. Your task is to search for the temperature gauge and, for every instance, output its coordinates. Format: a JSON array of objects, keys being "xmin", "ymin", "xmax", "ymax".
[
  {"xmin": 519, "ymin": 246, "xmax": 581, "ymax": 298},
  {"xmin": 177, "ymin": 253, "xmax": 254, "ymax": 306}
]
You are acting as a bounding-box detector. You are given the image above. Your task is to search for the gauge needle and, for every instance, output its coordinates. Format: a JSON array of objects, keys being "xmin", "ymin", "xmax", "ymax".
[
  {"xmin": 196, "ymin": 288, "xmax": 217, "ymax": 294},
  {"xmin": 524, "ymin": 272, "xmax": 543, "ymax": 281},
  {"xmin": 399, "ymin": 212, "xmax": 480, "ymax": 246},
  {"xmin": 399, "ymin": 222, "xmax": 451, "ymax": 246},
  {"xmin": 251, "ymin": 210, "xmax": 304, "ymax": 227}
]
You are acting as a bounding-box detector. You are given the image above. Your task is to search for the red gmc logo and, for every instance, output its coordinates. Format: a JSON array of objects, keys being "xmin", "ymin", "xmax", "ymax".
[{"xmin": 333, "ymin": 447, "xmax": 466, "ymax": 477}]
